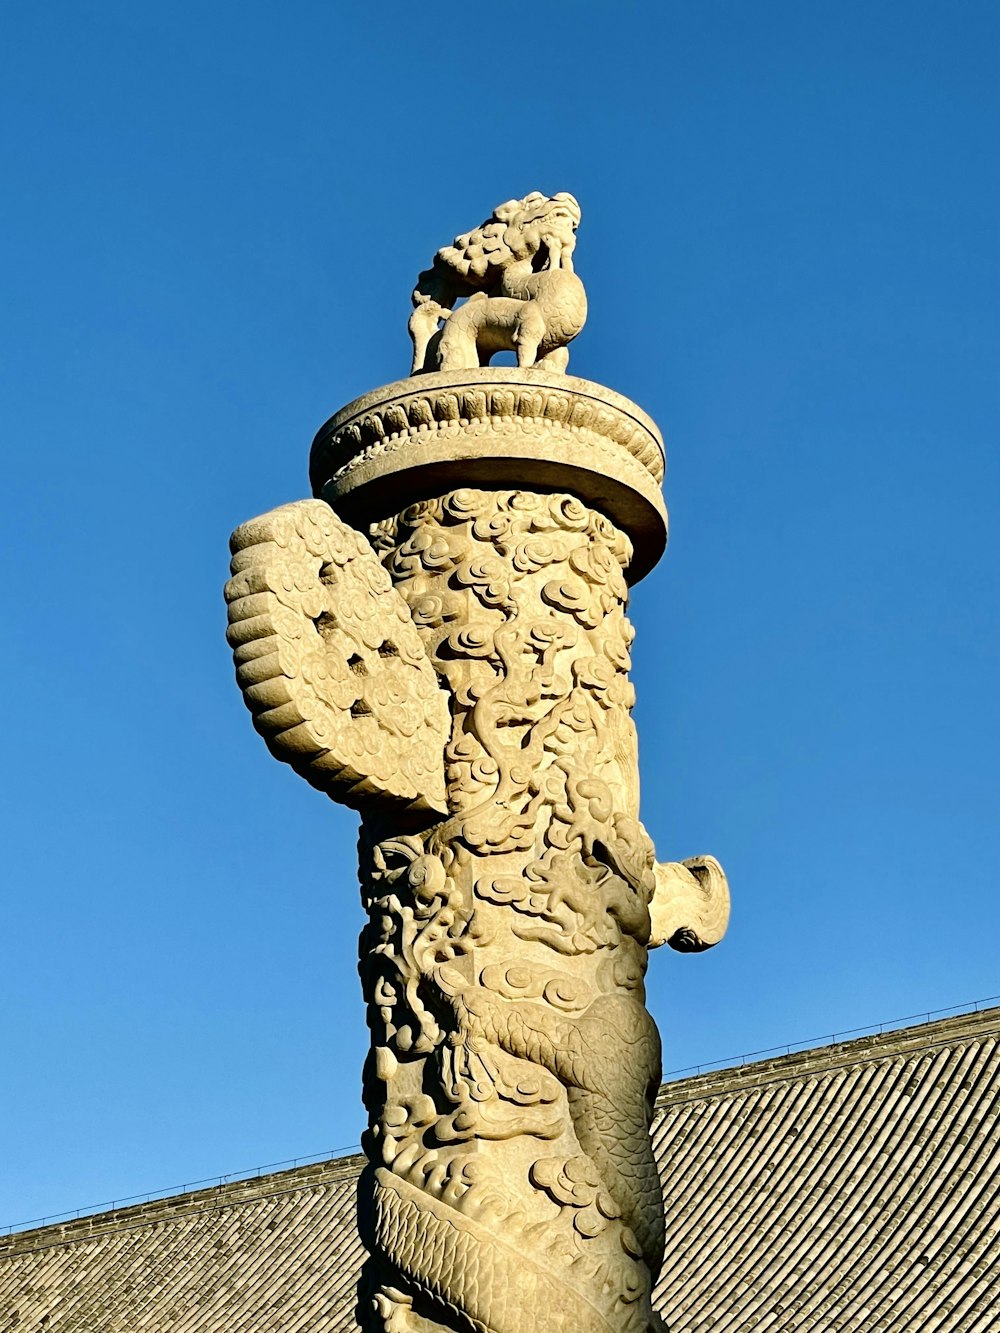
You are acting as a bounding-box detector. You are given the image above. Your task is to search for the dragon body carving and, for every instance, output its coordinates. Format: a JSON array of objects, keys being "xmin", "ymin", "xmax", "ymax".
[
  {"xmin": 227, "ymin": 488, "xmax": 729, "ymax": 1333},
  {"xmin": 349, "ymin": 489, "xmax": 726, "ymax": 1333}
]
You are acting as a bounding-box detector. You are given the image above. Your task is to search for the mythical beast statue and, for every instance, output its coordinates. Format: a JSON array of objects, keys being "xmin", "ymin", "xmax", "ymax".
[
  {"xmin": 226, "ymin": 192, "xmax": 730, "ymax": 1333},
  {"xmin": 409, "ymin": 192, "xmax": 588, "ymax": 375}
]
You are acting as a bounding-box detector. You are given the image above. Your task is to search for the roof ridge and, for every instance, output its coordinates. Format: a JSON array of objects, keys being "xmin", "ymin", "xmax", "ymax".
[
  {"xmin": 656, "ymin": 1004, "xmax": 1000, "ymax": 1107},
  {"xmin": 0, "ymin": 1153, "xmax": 366, "ymax": 1257}
]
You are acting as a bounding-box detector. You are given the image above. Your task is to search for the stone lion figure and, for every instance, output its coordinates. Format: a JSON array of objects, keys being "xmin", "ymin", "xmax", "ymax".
[{"xmin": 409, "ymin": 191, "xmax": 588, "ymax": 375}]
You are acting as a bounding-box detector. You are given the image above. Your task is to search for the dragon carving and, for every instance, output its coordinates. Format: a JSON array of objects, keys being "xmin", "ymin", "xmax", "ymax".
[
  {"xmin": 224, "ymin": 192, "xmax": 729, "ymax": 1333},
  {"xmin": 226, "ymin": 490, "xmax": 728, "ymax": 1333}
]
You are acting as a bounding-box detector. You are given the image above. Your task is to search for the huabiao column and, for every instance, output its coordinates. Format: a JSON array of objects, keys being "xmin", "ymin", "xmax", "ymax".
[{"xmin": 225, "ymin": 192, "xmax": 729, "ymax": 1333}]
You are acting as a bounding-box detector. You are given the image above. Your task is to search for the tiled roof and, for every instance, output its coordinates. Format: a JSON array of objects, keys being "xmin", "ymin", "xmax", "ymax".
[
  {"xmin": 2, "ymin": 1007, "xmax": 998, "ymax": 1332},
  {"xmin": 0, "ymin": 1159, "xmax": 365, "ymax": 1333},
  {"xmin": 652, "ymin": 1006, "xmax": 1000, "ymax": 1331}
]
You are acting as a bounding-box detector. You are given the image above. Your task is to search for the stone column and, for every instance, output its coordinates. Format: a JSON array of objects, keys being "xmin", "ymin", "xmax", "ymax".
[{"xmin": 225, "ymin": 201, "xmax": 728, "ymax": 1333}]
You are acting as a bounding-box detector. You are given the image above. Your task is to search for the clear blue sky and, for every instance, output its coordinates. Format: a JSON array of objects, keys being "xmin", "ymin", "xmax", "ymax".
[{"xmin": 2, "ymin": 2, "xmax": 998, "ymax": 1227}]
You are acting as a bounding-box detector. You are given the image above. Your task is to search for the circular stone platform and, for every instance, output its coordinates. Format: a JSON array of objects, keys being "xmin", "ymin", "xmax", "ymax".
[{"xmin": 310, "ymin": 368, "xmax": 668, "ymax": 584}]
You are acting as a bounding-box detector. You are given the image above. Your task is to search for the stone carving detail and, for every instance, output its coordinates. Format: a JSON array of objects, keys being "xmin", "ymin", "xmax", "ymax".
[
  {"xmin": 348, "ymin": 488, "xmax": 727, "ymax": 1333},
  {"xmin": 409, "ymin": 193, "xmax": 587, "ymax": 375},
  {"xmin": 225, "ymin": 500, "xmax": 448, "ymax": 815},
  {"xmin": 225, "ymin": 209, "xmax": 729, "ymax": 1333},
  {"xmin": 313, "ymin": 378, "xmax": 666, "ymax": 490},
  {"xmin": 309, "ymin": 371, "xmax": 670, "ymax": 587},
  {"xmin": 650, "ymin": 855, "xmax": 731, "ymax": 952}
]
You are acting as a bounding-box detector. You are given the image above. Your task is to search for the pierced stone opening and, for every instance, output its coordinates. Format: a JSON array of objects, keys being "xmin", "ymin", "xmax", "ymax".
[
  {"xmin": 313, "ymin": 612, "xmax": 338, "ymax": 640},
  {"xmin": 350, "ymin": 698, "xmax": 372, "ymax": 718},
  {"xmin": 347, "ymin": 654, "xmax": 369, "ymax": 676},
  {"xmin": 377, "ymin": 640, "xmax": 399, "ymax": 658}
]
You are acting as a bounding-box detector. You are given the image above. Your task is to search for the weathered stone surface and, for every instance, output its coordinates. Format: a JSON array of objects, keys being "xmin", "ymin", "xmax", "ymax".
[
  {"xmin": 355, "ymin": 486, "xmax": 673, "ymax": 1333},
  {"xmin": 223, "ymin": 194, "xmax": 728, "ymax": 1333},
  {"xmin": 4, "ymin": 1010, "xmax": 998, "ymax": 1332},
  {"xmin": 225, "ymin": 500, "xmax": 449, "ymax": 816},
  {"xmin": 649, "ymin": 856, "xmax": 730, "ymax": 952}
]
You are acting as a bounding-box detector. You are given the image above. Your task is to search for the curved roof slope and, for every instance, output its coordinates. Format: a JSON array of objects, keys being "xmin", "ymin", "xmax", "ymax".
[
  {"xmin": 0, "ymin": 1158, "xmax": 365, "ymax": 1333},
  {"xmin": 2, "ymin": 1007, "xmax": 997, "ymax": 1332},
  {"xmin": 653, "ymin": 1006, "xmax": 1000, "ymax": 1331}
]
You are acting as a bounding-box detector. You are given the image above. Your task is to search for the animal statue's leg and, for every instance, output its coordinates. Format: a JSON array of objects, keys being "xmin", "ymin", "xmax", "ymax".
[
  {"xmin": 436, "ymin": 303, "xmax": 486, "ymax": 370},
  {"xmin": 513, "ymin": 303, "xmax": 547, "ymax": 368},
  {"xmin": 536, "ymin": 346, "xmax": 571, "ymax": 373},
  {"xmin": 408, "ymin": 302, "xmax": 445, "ymax": 374}
]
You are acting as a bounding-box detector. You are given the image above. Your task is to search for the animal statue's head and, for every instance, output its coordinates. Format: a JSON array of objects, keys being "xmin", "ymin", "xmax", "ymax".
[
  {"xmin": 414, "ymin": 191, "xmax": 583, "ymax": 311},
  {"xmin": 492, "ymin": 191, "xmax": 582, "ymax": 271}
]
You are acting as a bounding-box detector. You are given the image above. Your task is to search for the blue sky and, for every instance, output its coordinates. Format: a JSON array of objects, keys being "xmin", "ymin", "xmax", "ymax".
[{"xmin": 2, "ymin": 1, "xmax": 998, "ymax": 1226}]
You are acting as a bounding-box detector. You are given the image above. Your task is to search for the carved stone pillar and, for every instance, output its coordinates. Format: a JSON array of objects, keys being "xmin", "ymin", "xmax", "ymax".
[{"xmin": 225, "ymin": 196, "xmax": 728, "ymax": 1333}]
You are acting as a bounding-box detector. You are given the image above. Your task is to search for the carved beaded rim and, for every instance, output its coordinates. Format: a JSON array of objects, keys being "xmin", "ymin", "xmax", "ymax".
[{"xmin": 309, "ymin": 369, "xmax": 665, "ymax": 494}]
